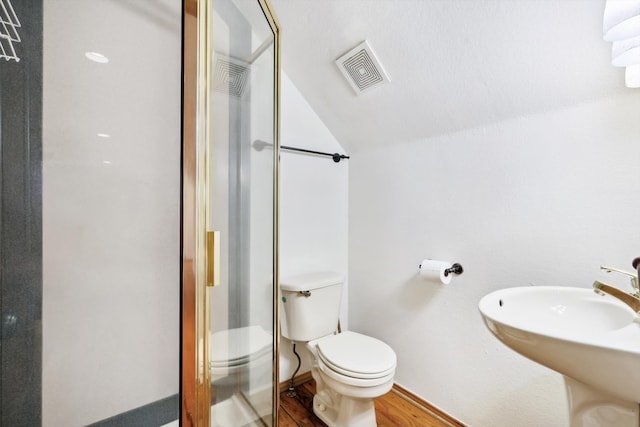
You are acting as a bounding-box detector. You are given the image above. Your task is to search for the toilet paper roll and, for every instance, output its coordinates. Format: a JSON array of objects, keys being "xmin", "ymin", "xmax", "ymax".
[{"xmin": 419, "ymin": 259, "xmax": 452, "ymax": 284}]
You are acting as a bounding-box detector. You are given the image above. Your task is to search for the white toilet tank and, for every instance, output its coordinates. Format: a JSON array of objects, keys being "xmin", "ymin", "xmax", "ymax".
[{"xmin": 280, "ymin": 272, "xmax": 343, "ymax": 342}]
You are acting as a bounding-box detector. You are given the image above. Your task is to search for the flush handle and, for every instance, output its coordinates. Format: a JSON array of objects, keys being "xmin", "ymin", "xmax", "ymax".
[{"xmin": 299, "ymin": 290, "xmax": 311, "ymax": 297}]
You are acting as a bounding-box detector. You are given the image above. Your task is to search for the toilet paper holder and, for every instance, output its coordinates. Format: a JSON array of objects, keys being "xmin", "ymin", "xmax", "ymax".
[
  {"xmin": 444, "ymin": 263, "xmax": 464, "ymax": 277},
  {"xmin": 418, "ymin": 261, "xmax": 464, "ymax": 277}
]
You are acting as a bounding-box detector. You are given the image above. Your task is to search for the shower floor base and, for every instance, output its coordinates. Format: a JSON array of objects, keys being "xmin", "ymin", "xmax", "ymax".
[{"xmin": 161, "ymin": 387, "xmax": 271, "ymax": 427}]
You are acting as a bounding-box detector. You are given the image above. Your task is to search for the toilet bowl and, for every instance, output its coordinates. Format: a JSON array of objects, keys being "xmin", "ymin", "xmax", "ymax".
[
  {"xmin": 209, "ymin": 326, "xmax": 272, "ymax": 387},
  {"xmin": 308, "ymin": 331, "xmax": 396, "ymax": 427},
  {"xmin": 280, "ymin": 272, "xmax": 397, "ymax": 427}
]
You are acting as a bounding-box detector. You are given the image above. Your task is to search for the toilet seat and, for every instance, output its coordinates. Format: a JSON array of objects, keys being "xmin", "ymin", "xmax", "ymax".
[
  {"xmin": 315, "ymin": 331, "xmax": 396, "ymax": 386},
  {"xmin": 210, "ymin": 345, "xmax": 271, "ymax": 368},
  {"xmin": 210, "ymin": 326, "xmax": 272, "ymax": 369},
  {"xmin": 317, "ymin": 357, "xmax": 395, "ymax": 388}
]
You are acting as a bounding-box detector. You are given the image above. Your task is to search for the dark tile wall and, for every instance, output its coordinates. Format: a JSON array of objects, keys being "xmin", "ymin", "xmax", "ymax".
[
  {"xmin": 0, "ymin": 1, "xmax": 43, "ymax": 426},
  {"xmin": 87, "ymin": 394, "xmax": 179, "ymax": 427}
]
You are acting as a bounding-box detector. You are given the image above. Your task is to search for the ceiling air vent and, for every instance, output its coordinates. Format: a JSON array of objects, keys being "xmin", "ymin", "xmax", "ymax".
[
  {"xmin": 213, "ymin": 55, "xmax": 250, "ymax": 97},
  {"xmin": 335, "ymin": 40, "xmax": 390, "ymax": 95}
]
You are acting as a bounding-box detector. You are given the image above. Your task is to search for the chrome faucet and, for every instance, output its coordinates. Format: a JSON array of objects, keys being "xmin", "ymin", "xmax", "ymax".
[{"xmin": 600, "ymin": 265, "xmax": 639, "ymax": 298}]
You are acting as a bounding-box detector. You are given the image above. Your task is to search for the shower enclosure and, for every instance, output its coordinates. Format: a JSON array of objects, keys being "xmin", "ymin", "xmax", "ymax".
[{"xmin": 1, "ymin": 0, "xmax": 278, "ymax": 425}]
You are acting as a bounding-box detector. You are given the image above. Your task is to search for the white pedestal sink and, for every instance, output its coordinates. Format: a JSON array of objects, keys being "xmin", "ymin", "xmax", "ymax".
[{"xmin": 479, "ymin": 286, "xmax": 640, "ymax": 427}]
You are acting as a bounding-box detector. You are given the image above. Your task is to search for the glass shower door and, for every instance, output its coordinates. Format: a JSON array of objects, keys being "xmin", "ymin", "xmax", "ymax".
[
  {"xmin": 207, "ymin": 1, "xmax": 278, "ymax": 425},
  {"xmin": 182, "ymin": 0, "xmax": 279, "ymax": 425},
  {"xmin": 3, "ymin": 1, "xmax": 182, "ymax": 426},
  {"xmin": 41, "ymin": 1, "xmax": 181, "ymax": 426}
]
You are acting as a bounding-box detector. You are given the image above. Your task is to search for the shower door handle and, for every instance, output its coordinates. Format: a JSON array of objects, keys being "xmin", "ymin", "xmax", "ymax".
[{"xmin": 206, "ymin": 231, "xmax": 220, "ymax": 287}]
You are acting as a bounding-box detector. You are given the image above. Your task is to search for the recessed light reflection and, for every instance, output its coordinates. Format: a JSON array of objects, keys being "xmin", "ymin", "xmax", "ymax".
[
  {"xmin": 102, "ymin": 160, "xmax": 112, "ymax": 165},
  {"xmin": 85, "ymin": 52, "xmax": 109, "ymax": 63},
  {"xmin": 97, "ymin": 133, "xmax": 111, "ymax": 138}
]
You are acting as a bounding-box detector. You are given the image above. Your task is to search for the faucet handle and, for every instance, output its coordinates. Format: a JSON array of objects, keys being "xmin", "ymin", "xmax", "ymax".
[
  {"xmin": 600, "ymin": 265, "xmax": 637, "ymax": 278},
  {"xmin": 600, "ymin": 265, "xmax": 639, "ymax": 294}
]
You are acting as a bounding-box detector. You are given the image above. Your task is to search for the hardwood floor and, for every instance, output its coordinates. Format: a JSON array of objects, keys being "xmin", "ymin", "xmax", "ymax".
[{"xmin": 279, "ymin": 378, "xmax": 463, "ymax": 427}]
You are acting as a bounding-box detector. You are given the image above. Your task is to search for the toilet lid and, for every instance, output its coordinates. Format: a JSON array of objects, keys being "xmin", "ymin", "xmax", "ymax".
[
  {"xmin": 316, "ymin": 331, "xmax": 396, "ymax": 378},
  {"xmin": 210, "ymin": 326, "xmax": 272, "ymax": 367}
]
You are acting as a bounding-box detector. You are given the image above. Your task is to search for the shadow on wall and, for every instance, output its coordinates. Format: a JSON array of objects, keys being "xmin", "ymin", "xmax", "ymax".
[
  {"xmin": 398, "ymin": 273, "xmax": 445, "ymax": 312},
  {"xmin": 473, "ymin": 372, "xmax": 569, "ymax": 427}
]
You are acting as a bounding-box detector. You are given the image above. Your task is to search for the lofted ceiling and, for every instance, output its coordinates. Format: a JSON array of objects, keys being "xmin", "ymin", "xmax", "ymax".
[{"xmin": 270, "ymin": 0, "xmax": 628, "ymax": 152}]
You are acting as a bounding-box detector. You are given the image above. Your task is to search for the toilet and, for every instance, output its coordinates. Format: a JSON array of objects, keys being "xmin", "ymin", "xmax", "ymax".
[
  {"xmin": 280, "ymin": 272, "xmax": 396, "ymax": 427},
  {"xmin": 209, "ymin": 326, "xmax": 272, "ymax": 388}
]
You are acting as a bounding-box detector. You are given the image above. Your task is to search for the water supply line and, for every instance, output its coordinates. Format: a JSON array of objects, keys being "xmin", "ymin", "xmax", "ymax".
[
  {"xmin": 286, "ymin": 343, "xmax": 301, "ymax": 398},
  {"xmin": 286, "ymin": 321, "xmax": 341, "ymax": 398}
]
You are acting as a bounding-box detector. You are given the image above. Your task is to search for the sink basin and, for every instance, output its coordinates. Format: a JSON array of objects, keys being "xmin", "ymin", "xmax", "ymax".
[{"xmin": 479, "ymin": 286, "xmax": 640, "ymax": 404}]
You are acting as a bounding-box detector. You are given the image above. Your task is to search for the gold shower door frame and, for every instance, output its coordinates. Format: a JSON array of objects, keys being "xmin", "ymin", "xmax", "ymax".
[{"xmin": 181, "ymin": 1, "xmax": 280, "ymax": 426}]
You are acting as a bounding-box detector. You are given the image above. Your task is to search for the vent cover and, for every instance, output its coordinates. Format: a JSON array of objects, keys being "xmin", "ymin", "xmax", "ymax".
[
  {"xmin": 213, "ymin": 55, "xmax": 250, "ymax": 97},
  {"xmin": 335, "ymin": 40, "xmax": 390, "ymax": 95}
]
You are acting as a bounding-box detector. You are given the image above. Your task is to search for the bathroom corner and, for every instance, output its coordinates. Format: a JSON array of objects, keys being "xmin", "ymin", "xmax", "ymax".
[{"xmin": 279, "ymin": 72, "xmax": 349, "ymax": 383}]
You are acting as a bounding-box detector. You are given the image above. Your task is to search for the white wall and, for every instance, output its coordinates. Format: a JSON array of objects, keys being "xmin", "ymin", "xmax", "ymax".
[
  {"xmin": 42, "ymin": 1, "xmax": 181, "ymax": 425},
  {"xmin": 279, "ymin": 73, "xmax": 349, "ymax": 381},
  {"xmin": 349, "ymin": 93, "xmax": 640, "ymax": 427}
]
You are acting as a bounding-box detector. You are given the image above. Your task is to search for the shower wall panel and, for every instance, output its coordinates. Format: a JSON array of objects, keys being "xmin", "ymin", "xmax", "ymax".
[{"xmin": 41, "ymin": 1, "xmax": 181, "ymax": 425}]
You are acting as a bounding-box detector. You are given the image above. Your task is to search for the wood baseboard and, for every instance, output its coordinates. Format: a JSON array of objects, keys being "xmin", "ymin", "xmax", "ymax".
[
  {"xmin": 280, "ymin": 371, "xmax": 466, "ymax": 426},
  {"xmin": 391, "ymin": 383, "xmax": 467, "ymax": 427},
  {"xmin": 279, "ymin": 371, "xmax": 313, "ymax": 393}
]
